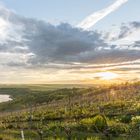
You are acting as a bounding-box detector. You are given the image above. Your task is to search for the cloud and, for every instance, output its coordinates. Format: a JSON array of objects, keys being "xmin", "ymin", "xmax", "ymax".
[
  {"xmin": 107, "ymin": 22, "xmax": 140, "ymax": 41},
  {"xmin": 101, "ymin": 21, "xmax": 140, "ymax": 55},
  {"xmin": 0, "ymin": 5, "xmax": 139, "ymax": 72},
  {"xmin": 118, "ymin": 22, "xmax": 139, "ymax": 39},
  {"xmin": 77, "ymin": 0, "xmax": 128, "ymax": 30},
  {"xmin": 23, "ymin": 23, "xmax": 109, "ymax": 65},
  {"xmin": 0, "ymin": 6, "xmax": 139, "ymax": 83}
]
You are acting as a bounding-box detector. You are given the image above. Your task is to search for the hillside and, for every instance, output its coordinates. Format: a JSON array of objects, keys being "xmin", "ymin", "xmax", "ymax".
[{"xmin": 0, "ymin": 82, "xmax": 140, "ymax": 139}]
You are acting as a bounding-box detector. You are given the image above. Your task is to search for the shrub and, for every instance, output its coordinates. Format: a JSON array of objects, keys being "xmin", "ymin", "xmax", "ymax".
[
  {"xmin": 108, "ymin": 121, "xmax": 129, "ymax": 136},
  {"xmin": 92, "ymin": 115, "xmax": 108, "ymax": 131},
  {"xmin": 131, "ymin": 116, "xmax": 140, "ymax": 129},
  {"xmin": 136, "ymin": 103, "xmax": 140, "ymax": 114},
  {"xmin": 6, "ymin": 124, "xmax": 14, "ymax": 129},
  {"xmin": 81, "ymin": 118, "xmax": 94, "ymax": 125},
  {"xmin": 120, "ymin": 115, "xmax": 132, "ymax": 123},
  {"xmin": 80, "ymin": 115, "xmax": 108, "ymax": 131},
  {"xmin": 74, "ymin": 124, "xmax": 87, "ymax": 131},
  {"xmin": 132, "ymin": 116, "xmax": 140, "ymax": 124}
]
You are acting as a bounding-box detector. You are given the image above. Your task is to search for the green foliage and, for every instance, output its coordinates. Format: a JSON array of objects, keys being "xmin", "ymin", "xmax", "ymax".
[
  {"xmin": 131, "ymin": 115, "xmax": 140, "ymax": 130},
  {"xmin": 92, "ymin": 115, "xmax": 107, "ymax": 131},
  {"xmin": 80, "ymin": 115, "xmax": 108, "ymax": 131},
  {"xmin": 132, "ymin": 116, "xmax": 140, "ymax": 124},
  {"xmin": 120, "ymin": 115, "xmax": 132, "ymax": 123},
  {"xmin": 108, "ymin": 121, "xmax": 129, "ymax": 136}
]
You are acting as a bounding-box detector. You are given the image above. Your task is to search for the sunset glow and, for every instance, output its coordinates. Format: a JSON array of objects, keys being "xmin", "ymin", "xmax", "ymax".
[{"xmin": 96, "ymin": 72, "xmax": 119, "ymax": 80}]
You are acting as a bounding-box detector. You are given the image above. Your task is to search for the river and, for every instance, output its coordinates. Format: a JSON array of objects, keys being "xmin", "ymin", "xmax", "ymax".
[{"xmin": 0, "ymin": 95, "xmax": 12, "ymax": 103}]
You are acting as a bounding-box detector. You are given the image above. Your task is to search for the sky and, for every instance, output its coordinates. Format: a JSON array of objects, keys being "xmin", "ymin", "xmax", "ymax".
[
  {"xmin": 2, "ymin": 0, "xmax": 140, "ymax": 29},
  {"xmin": 0, "ymin": 0, "xmax": 139, "ymax": 84}
]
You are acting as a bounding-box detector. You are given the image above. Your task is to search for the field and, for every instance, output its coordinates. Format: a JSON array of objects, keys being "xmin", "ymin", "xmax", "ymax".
[{"xmin": 0, "ymin": 82, "xmax": 140, "ymax": 139}]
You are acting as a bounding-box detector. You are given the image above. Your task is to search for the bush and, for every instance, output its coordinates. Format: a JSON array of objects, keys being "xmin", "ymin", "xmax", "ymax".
[
  {"xmin": 120, "ymin": 115, "xmax": 132, "ymax": 123},
  {"xmin": 6, "ymin": 124, "xmax": 14, "ymax": 129},
  {"xmin": 80, "ymin": 115, "xmax": 108, "ymax": 131},
  {"xmin": 74, "ymin": 124, "xmax": 87, "ymax": 131},
  {"xmin": 131, "ymin": 116, "xmax": 140, "ymax": 129},
  {"xmin": 136, "ymin": 103, "xmax": 140, "ymax": 114},
  {"xmin": 92, "ymin": 115, "xmax": 108, "ymax": 131},
  {"xmin": 108, "ymin": 121, "xmax": 129, "ymax": 136},
  {"xmin": 132, "ymin": 116, "xmax": 140, "ymax": 124}
]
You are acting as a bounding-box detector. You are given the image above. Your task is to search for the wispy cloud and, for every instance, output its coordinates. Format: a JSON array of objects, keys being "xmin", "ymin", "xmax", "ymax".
[{"xmin": 77, "ymin": 0, "xmax": 128, "ymax": 30}]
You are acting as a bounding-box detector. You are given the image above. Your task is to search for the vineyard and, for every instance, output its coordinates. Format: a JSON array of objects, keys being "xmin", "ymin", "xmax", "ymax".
[{"xmin": 0, "ymin": 82, "xmax": 140, "ymax": 139}]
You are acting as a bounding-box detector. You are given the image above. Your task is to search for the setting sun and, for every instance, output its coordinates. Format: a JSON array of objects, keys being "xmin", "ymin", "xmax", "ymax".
[{"xmin": 96, "ymin": 72, "xmax": 119, "ymax": 80}]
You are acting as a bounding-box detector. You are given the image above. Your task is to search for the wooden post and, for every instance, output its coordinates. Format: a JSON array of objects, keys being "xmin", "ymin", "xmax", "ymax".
[
  {"xmin": 29, "ymin": 105, "xmax": 33, "ymax": 129},
  {"xmin": 21, "ymin": 130, "xmax": 25, "ymax": 140},
  {"xmin": 68, "ymin": 94, "xmax": 71, "ymax": 117}
]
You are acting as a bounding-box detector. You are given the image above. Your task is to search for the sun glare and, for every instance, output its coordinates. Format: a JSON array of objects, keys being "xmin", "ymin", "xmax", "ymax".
[{"xmin": 97, "ymin": 72, "xmax": 119, "ymax": 80}]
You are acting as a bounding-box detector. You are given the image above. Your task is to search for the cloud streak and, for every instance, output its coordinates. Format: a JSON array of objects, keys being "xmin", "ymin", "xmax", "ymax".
[{"xmin": 77, "ymin": 0, "xmax": 128, "ymax": 30}]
